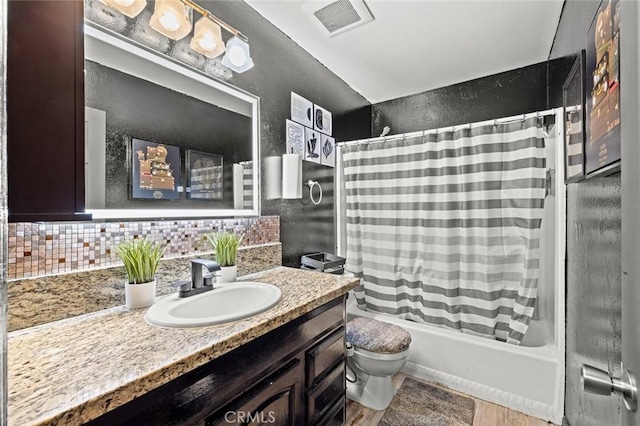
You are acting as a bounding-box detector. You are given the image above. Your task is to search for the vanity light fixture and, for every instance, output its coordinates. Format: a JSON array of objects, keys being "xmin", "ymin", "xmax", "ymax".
[
  {"xmin": 190, "ymin": 17, "xmax": 225, "ymax": 58},
  {"xmin": 99, "ymin": 0, "xmax": 147, "ymax": 18},
  {"xmin": 149, "ymin": 0, "xmax": 193, "ymax": 40},
  {"xmin": 221, "ymin": 36, "xmax": 254, "ymax": 73},
  {"xmin": 99, "ymin": 0, "xmax": 253, "ymax": 72}
]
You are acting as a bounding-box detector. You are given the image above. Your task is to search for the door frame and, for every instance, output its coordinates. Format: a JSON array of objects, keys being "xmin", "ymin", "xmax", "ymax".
[{"xmin": 620, "ymin": 0, "xmax": 640, "ymax": 425}]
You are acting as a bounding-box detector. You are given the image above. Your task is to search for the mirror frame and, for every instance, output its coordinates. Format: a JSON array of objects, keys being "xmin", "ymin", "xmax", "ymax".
[{"xmin": 84, "ymin": 23, "xmax": 260, "ymax": 219}]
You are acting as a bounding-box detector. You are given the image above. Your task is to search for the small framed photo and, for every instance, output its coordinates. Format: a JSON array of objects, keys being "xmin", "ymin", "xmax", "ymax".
[
  {"xmin": 320, "ymin": 134, "xmax": 335, "ymax": 167},
  {"xmin": 186, "ymin": 150, "xmax": 224, "ymax": 200},
  {"xmin": 291, "ymin": 92, "xmax": 313, "ymax": 128},
  {"xmin": 304, "ymin": 127, "xmax": 321, "ymax": 164},
  {"xmin": 286, "ymin": 119, "xmax": 305, "ymax": 155},
  {"xmin": 131, "ymin": 138, "xmax": 181, "ymax": 200},
  {"xmin": 562, "ymin": 52, "xmax": 586, "ymax": 183},
  {"xmin": 584, "ymin": 0, "xmax": 621, "ymax": 177},
  {"xmin": 313, "ymin": 104, "xmax": 332, "ymax": 136}
]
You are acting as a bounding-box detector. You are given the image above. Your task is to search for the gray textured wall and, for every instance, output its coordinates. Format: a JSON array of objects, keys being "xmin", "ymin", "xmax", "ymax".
[
  {"xmin": 549, "ymin": 1, "xmax": 623, "ymax": 425},
  {"xmin": 197, "ymin": 1, "xmax": 370, "ymax": 267},
  {"xmin": 372, "ymin": 61, "xmax": 550, "ymax": 135}
]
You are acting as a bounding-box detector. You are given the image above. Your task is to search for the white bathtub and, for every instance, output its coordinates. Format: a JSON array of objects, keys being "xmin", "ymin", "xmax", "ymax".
[{"xmin": 347, "ymin": 293, "xmax": 563, "ymax": 424}]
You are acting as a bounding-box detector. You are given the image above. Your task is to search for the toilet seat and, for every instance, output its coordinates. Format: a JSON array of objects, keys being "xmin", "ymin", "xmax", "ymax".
[
  {"xmin": 346, "ymin": 317, "xmax": 412, "ymax": 354},
  {"xmin": 351, "ymin": 346, "xmax": 410, "ymax": 361}
]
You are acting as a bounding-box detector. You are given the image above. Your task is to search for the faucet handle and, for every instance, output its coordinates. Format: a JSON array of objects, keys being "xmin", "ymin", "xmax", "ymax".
[
  {"xmin": 172, "ymin": 280, "xmax": 191, "ymax": 293},
  {"xmin": 203, "ymin": 273, "xmax": 214, "ymax": 287}
]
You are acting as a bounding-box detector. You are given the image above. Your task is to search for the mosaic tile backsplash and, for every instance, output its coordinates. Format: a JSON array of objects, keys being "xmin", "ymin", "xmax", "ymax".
[{"xmin": 8, "ymin": 216, "xmax": 279, "ymax": 280}]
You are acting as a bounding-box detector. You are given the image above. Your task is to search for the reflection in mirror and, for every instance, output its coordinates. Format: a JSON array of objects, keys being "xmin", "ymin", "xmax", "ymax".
[{"xmin": 84, "ymin": 24, "xmax": 259, "ymax": 219}]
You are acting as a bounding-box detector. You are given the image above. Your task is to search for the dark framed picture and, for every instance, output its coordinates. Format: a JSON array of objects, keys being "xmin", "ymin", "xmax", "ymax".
[
  {"xmin": 313, "ymin": 104, "xmax": 332, "ymax": 136},
  {"xmin": 585, "ymin": 0, "xmax": 621, "ymax": 177},
  {"xmin": 563, "ymin": 52, "xmax": 586, "ymax": 184},
  {"xmin": 187, "ymin": 150, "xmax": 224, "ymax": 200},
  {"xmin": 130, "ymin": 138, "xmax": 181, "ymax": 200}
]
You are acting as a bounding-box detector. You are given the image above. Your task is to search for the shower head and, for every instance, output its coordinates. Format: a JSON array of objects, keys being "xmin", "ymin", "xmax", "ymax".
[{"xmin": 379, "ymin": 126, "xmax": 391, "ymax": 137}]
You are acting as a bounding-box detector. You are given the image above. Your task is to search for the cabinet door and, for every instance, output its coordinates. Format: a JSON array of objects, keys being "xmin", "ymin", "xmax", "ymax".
[
  {"xmin": 207, "ymin": 359, "xmax": 304, "ymax": 426},
  {"xmin": 7, "ymin": 0, "xmax": 90, "ymax": 221}
]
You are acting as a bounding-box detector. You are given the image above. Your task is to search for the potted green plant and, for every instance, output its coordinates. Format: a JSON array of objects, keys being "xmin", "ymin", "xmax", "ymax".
[
  {"xmin": 207, "ymin": 231, "xmax": 244, "ymax": 282},
  {"xmin": 115, "ymin": 238, "xmax": 166, "ymax": 309}
]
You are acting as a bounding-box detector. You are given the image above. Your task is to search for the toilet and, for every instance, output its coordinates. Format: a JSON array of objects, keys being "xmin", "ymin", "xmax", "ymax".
[{"xmin": 345, "ymin": 317, "xmax": 412, "ymax": 410}]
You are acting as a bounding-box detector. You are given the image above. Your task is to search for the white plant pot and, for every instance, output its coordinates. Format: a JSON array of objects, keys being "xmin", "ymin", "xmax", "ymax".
[
  {"xmin": 218, "ymin": 265, "xmax": 237, "ymax": 283},
  {"xmin": 125, "ymin": 280, "xmax": 156, "ymax": 309}
]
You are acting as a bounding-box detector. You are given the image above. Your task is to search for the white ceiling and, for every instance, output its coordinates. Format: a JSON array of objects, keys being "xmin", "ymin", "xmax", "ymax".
[{"xmin": 244, "ymin": 0, "xmax": 565, "ymax": 104}]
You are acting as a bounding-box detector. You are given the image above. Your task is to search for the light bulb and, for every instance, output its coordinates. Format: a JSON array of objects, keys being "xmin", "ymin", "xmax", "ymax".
[
  {"xmin": 197, "ymin": 33, "xmax": 217, "ymax": 52},
  {"xmin": 114, "ymin": 0, "xmax": 134, "ymax": 6},
  {"xmin": 227, "ymin": 46, "xmax": 246, "ymax": 67},
  {"xmin": 159, "ymin": 10, "xmax": 180, "ymax": 32}
]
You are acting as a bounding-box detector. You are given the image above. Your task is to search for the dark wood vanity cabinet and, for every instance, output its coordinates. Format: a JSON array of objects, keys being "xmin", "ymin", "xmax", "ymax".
[
  {"xmin": 86, "ymin": 296, "xmax": 348, "ymax": 426},
  {"xmin": 7, "ymin": 0, "xmax": 90, "ymax": 222}
]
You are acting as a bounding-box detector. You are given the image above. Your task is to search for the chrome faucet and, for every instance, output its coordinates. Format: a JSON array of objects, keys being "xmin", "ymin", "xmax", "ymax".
[{"xmin": 172, "ymin": 259, "xmax": 221, "ymax": 298}]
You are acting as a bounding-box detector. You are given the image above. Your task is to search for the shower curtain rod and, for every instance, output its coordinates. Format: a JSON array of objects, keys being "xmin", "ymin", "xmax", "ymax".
[{"xmin": 337, "ymin": 108, "xmax": 559, "ymax": 147}]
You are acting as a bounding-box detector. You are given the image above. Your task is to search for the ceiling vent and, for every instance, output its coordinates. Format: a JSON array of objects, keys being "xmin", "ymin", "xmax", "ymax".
[{"xmin": 302, "ymin": 0, "xmax": 374, "ymax": 37}]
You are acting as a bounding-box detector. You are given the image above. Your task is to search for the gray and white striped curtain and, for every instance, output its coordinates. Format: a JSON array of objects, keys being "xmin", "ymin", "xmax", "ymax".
[{"xmin": 342, "ymin": 118, "xmax": 546, "ymax": 344}]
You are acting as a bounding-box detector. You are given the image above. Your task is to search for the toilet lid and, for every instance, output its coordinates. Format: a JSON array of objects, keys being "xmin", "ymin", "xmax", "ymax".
[{"xmin": 346, "ymin": 318, "xmax": 411, "ymax": 354}]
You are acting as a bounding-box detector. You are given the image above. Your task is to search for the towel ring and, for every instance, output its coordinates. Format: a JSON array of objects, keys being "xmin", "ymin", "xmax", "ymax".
[{"xmin": 307, "ymin": 180, "xmax": 323, "ymax": 205}]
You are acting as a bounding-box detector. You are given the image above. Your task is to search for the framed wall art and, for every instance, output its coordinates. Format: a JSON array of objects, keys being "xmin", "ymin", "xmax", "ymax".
[
  {"xmin": 286, "ymin": 119, "xmax": 305, "ymax": 155},
  {"xmin": 313, "ymin": 104, "xmax": 332, "ymax": 136},
  {"xmin": 187, "ymin": 150, "xmax": 224, "ymax": 200},
  {"xmin": 130, "ymin": 138, "xmax": 181, "ymax": 200},
  {"xmin": 291, "ymin": 92, "xmax": 313, "ymax": 128},
  {"xmin": 563, "ymin": 52, "xmax": 586, "ymax": 183},
  {"xmin": 585, "ymin": 0, "xmax": 621, "ymax": 176},
  {"xmin": 320, "ymin": 134, "xmax": 335, "ymax": 167},
  {"xmin": 304, "ymin": 127, "xmax": 321, "ymax": 164}
]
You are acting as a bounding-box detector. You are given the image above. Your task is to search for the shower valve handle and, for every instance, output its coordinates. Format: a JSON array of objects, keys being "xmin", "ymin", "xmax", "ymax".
[{"xmin": 581, "ymin": 364, "xmax": 638, "ymax": 412}]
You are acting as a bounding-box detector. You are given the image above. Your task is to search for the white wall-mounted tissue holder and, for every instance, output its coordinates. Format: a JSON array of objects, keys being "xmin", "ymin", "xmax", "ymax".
[{"xmin": 282, "ymin": 154, "xmax": 302, "ymax": 199}]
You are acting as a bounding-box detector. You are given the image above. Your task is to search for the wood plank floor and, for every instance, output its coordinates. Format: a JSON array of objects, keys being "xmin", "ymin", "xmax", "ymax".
[{"xmin": 345, "ymin": 373, "xmax": 554, "ymax": 426}]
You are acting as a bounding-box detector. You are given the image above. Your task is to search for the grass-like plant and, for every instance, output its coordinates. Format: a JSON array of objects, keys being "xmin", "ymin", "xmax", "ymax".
[
  {"xmin": 115, "ymin": 238, "xmax": 166, "ymax": 284},
  {"xmin": 207, "ymin": 232, "xmax": 244, "ymax": 267}
]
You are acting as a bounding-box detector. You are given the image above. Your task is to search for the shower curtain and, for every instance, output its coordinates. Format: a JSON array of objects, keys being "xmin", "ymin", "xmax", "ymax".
[{"xmin": 342, "ymin": 117, "xmax": 546, "ymax": 344}]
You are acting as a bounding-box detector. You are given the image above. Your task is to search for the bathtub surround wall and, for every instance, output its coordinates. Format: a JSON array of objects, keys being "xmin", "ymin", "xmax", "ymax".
[{"xmin": 549, "ymin": 1, "xmax": 623, "ymax": 425}]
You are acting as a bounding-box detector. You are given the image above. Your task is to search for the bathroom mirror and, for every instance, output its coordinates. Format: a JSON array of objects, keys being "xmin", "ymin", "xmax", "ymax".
[{"xmin": 84, "ymin": 23, "xmax": 260, "ymax": 219}]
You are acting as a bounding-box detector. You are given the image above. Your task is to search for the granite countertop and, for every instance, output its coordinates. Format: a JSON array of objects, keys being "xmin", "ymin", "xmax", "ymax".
[{"xmin": 7, "ymin": 267, "xmax": 360, "ymax": 426}]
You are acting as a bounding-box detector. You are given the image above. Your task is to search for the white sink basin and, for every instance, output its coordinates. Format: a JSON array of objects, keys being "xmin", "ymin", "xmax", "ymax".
[{"xmin": 145, "ymin": 281, "xmax": 282, "ymax": 328}]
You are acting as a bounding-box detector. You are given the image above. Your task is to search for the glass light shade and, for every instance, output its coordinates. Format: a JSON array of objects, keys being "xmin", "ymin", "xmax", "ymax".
[
  {"xmin": 190, "ymin": 17, "xmax": 226, "ymax": 58},
  {"xmin": 129, "ymin": 10, "xmax": 172, "ymax": 53},
  {"xmin": 221, "ymin": 36, "xmax": 254, "ymax": 73},
  {"xmin": 99, "ymin": 0, "xmax": 147, "ymax": 18},
  {"xmin": 149, "ymin": 0, "xmax": 192, "ymax": 41},
  {"xmin": 87, "ymin": 0, "xmax": 128, "ymax": 32}
]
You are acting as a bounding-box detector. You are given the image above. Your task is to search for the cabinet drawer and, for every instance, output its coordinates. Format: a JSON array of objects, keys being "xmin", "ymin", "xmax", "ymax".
[
  {"xmin": 306, "ymin": 326, "xmax": 344, "ymax": 387},
  {"xmin": 315, "ymin": 396, "xmax": 345, "ymax": 426},
  {"xmin": 307, "ymin": 361, "xmax": 345, "ymax": 425}
]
